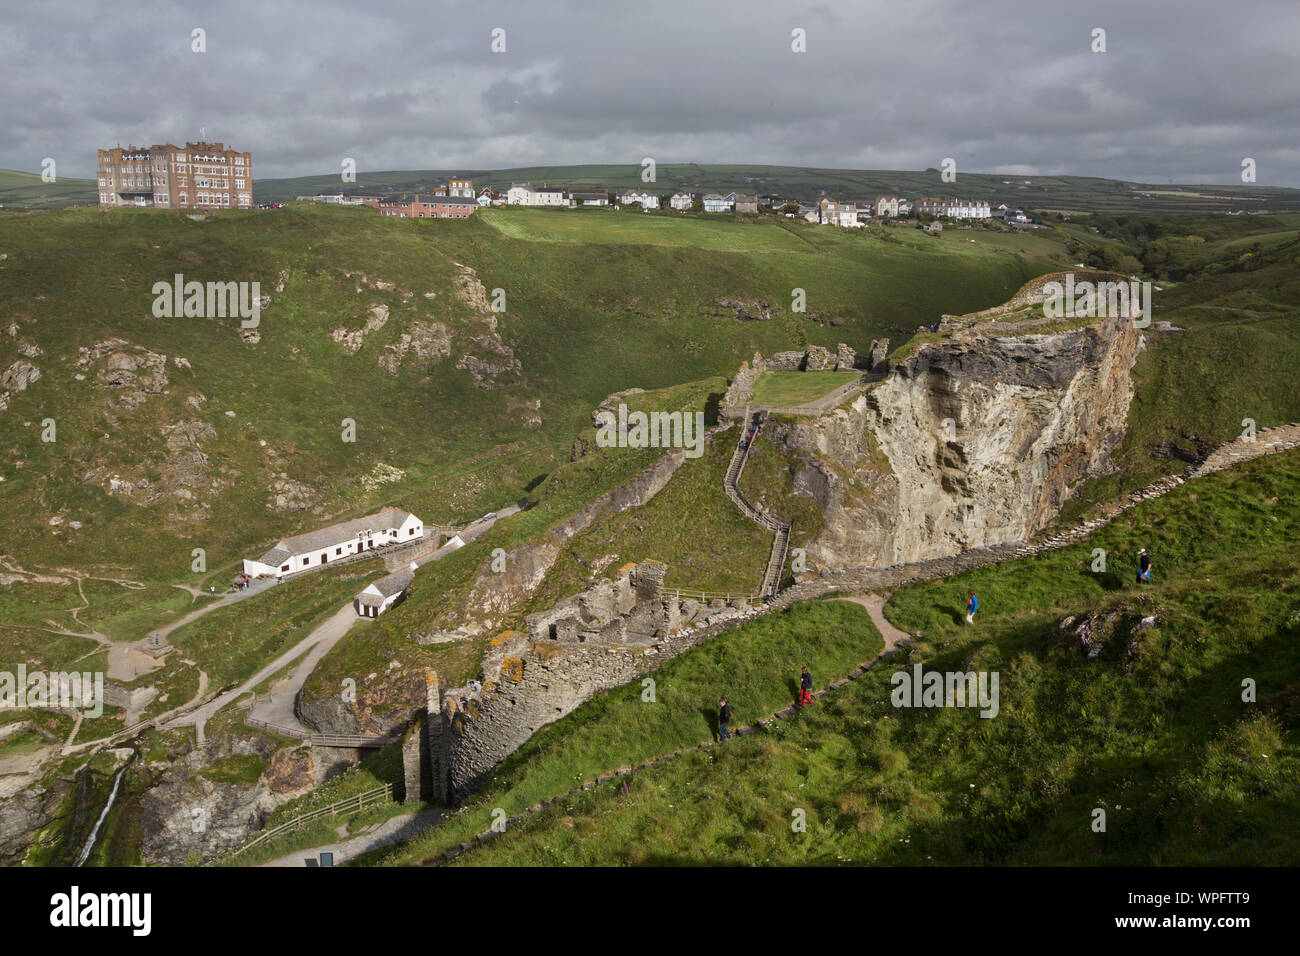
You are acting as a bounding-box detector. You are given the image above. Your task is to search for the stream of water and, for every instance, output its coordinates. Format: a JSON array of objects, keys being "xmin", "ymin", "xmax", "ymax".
[{"xmin": 74, "ymin": 757, "xmax": 131, "ymax": 867}]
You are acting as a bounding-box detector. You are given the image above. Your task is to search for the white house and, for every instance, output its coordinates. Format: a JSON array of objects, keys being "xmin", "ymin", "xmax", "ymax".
[
  {"xmin": 702, "ymin": 193, "xmax": 735, "ymax": 213},
  {"xmin": 818, "ymin": 198, "xmax": 859, "ymax": 228},
  {"xmin": 669, "ymin": 192, "xmax": 694, "ymax": 210},
  {"xmin": 242, "ymin": 507, "xmax": 424, "ymax": 578},
  {"xmin": 620, "ymin": 189, "xmax": 659, "ymax": 209},
  {"xmin": 507, "ymin": 183, "xmax": 568, "ymax": 206},
  {"xmin": 875, "ymin": 195, "xmax": 900, "ymax": 218},
  {"xmin": 354, "ymin": 564, "xmax": 416, "ymax": 618}
]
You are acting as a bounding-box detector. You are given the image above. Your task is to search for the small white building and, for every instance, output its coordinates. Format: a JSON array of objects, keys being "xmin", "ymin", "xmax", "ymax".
[
  {"xmin": 875, "ymin": 195, "xmax": 900, "ymax": 218},
  {"xmin": 620, "ymin": 189, "xmax": 659, "ymax": 209},
  {"xmin": 669, "ymin": 192, "xmax": 694, "ymax": 210},
  {"xmin": 242, "ymin": 507, "xmax": 424, "ymax": 578},
  {"xmin": 354, "ymin": 564, "xmax": 416, "ymax": 618}
]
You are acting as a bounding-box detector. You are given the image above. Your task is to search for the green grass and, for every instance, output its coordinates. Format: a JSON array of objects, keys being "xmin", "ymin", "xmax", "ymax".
[
  {"xmin": 1053, "ymin": 244, "xmax": 1300, "ymax": 525},
  {"xmin": 0, "ymin": 168, "xmax": 96, "ymax": 210},
  {"xmin": 368, "ymin": 598, "xmax": 883, "ymax": 865},
  {"xmin": 168, "ymin": 562, "xmax": 380, "ymax": 686},
  {"xmin": 480, "ymin": 207, "xmax": 813, "ymax": 251},
  {"xmin": 424, "ymin": 449, "xmax": 1300, "ymax": 866},
  {"xmin": 0, "ymin": 200, "xmax": 1058, "ymax": 664},
  {"xmin": 749, "ymin": 370, "xmax": 861, "ymax": 406},
  {"xmin": 198, "ymin": 753, "xmax": 266, "ymax": 784}
]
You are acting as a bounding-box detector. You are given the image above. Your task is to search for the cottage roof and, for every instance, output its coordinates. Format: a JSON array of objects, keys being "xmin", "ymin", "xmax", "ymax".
[
  {"xmin": 257, "ymin": 547, "xmax": 292, "ymax": 566},
  {"xmin": 371, "ymin": 567, "xmax": 410, "ymax": 598},
  {"xmin": 270, "ymin": 507, "xmax": 416, "ymax": 560}
]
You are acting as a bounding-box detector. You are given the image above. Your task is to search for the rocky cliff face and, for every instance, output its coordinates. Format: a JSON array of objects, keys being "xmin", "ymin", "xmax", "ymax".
[{"xmin": 765, "ymin": 314, "xmax": 1142, "ymax": 568}]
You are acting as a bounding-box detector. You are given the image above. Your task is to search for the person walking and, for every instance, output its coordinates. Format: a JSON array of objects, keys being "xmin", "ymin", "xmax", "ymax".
[
  {"xmin": 1137, "ymin": 548, "xmax": 1152, "ymax": 584},
  {"xmin": 966, "ymin": 590, "xmax": 978, "ymax": 624},
  {"xmin": 718, "ymin": 698, "xmax": 731, "ymax": 741},
  {"xmin": 799, "ymin": 666, "xmax": 813, "ymax": 707}
]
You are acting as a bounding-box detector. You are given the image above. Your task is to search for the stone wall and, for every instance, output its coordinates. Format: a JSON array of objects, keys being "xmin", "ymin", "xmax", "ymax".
[
  {"xmin": 436, "ymin": 598, "xmax": 765, "ymax": 799},
  {"xmin": 411, "ymin": 559, "xmax": 757, "ymax": 801}
]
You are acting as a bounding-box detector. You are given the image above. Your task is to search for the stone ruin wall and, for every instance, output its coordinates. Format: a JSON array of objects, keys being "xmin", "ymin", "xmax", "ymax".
[{"xmin": 406, "ymin": 560, "xmax": 761, "ymax": 802}]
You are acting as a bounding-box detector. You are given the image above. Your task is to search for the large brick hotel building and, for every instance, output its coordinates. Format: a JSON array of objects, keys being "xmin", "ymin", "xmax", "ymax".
[{"xmin": 97, "ymin": 141, "xmax": 253, "ymax": 210}]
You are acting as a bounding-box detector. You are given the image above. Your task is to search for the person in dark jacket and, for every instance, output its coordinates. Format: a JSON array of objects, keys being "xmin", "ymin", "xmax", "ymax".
[
  {"xmin": 1137, "ymin": 548, "xmax": 1152, "ymax": 584},
  {"xmin": 718, "ymin": 698, "xmax": 731, "ymax": 741},
  {"xmin": 799, "ymin": 666, "xmax": 813, "ymax": 706}
]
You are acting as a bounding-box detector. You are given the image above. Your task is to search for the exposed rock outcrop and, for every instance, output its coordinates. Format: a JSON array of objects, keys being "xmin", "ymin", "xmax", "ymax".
[{"xmin": 763, "ymin": 314, "xmax": 1142, "ymax": 568}]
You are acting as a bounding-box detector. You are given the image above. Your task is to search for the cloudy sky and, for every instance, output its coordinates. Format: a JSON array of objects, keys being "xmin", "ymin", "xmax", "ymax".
[{"xmin": 4, "ymin": 0, "xmax": 1298, "ymax": 185}]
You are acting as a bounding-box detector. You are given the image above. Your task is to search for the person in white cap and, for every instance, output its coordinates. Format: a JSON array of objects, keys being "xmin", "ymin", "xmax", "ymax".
[{"xmin": 1137, "ymin": 548, "xmax": 1152, "ymax": 584}]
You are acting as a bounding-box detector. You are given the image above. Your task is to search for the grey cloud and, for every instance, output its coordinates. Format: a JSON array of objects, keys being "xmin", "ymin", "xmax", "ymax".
[{"xmin": 1, "ymin": 0, "xmax": 1296, "ymax": 186}]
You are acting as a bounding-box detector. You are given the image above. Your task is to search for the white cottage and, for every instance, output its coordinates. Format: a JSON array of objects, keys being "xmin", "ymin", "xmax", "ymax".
[
  {"xmin": 242, "ymin": 507, "xmax": 424, "ymax": 578},
  {"xmin": 619, "ymin": 189, "xmax": 659, "ymax": 209},
  {"xmin": 354, "ymin": 564, "xmax": 416, "ymax": 617},
  {"xmin": 669, "ymin": 192, "xmax": 694, "ymax": 210}
]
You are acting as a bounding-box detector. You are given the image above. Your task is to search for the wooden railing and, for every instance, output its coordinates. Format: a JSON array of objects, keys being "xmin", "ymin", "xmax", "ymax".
[{"xmin": 215, "ymin": 783, "xmax": 396, "ymax": 862}]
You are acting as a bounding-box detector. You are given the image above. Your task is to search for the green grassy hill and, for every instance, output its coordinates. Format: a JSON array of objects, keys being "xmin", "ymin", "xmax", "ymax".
[
  {"xmin": 380, "ymin": 447, "xmax": 1300, "ymax": 866},
  {"xmin": 0, "ymin": 168, "xmax": 97, "ymax": 210},
  {"xmin": 0, "ymin": 202, "xmax": 1063, "ymax": 738}
]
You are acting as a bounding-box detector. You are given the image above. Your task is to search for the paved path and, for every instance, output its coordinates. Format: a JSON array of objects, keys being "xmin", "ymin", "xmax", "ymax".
[
  {"xmin": 837, "ymin": 593, "xmax": 910, "ymax": 652},
  {"xmin": 262, "ymin": 808, "xmax": 444, "ymax": 867},
  {"xmin": 169, "ymin": 603, "xmax": 358, "ymax": 742},
  {"xmin": 246, "ymin": 605, "xmax": 360, "ymax": 736}
]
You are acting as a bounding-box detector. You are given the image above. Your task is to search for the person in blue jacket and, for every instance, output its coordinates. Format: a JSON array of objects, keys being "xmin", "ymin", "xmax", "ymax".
[{"xmin": 966, "ymin": 590, "xmax": 978, "ymax": 624}]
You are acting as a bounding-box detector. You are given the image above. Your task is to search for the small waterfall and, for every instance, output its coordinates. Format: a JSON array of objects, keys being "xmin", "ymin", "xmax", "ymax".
[{"xmin": 75, "ymin": 757, "xmax": 131, "ymax": 867}]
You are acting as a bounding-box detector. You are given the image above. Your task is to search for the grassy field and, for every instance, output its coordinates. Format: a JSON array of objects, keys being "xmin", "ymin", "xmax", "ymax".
[
  {"xmin": 367, "ymin": 598, "xmax": 884, "ymax": 866},
  {"xmin": 479, "ymin": 207, "xmax": 813, "ymax": 251},
  {"xmin": 0, "ymin": 168, "xmax": 96, "ymax": 210},
  {"xmin": 750, "ymin": 370, "xmax": 860, "ymax": 406},
  {"xmin": 411, "ymin": 448, "xmax": 1299, "ymax": 866}
]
